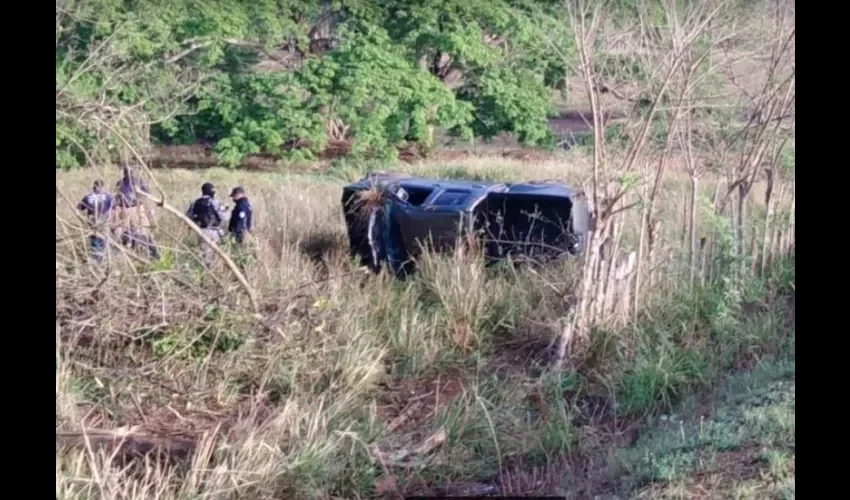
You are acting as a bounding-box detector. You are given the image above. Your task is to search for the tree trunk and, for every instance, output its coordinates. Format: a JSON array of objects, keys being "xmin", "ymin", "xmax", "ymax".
[
  {"xmin": 761, "ymin": 172, "xmax": 778, "ymax": 275},
  {"xmin": 736, "ymin": 183, "xmax": 748, "ymax": 278},
  {"xmin": 688, "ymin": 174, "xmax": 699, "ymax": 291}
]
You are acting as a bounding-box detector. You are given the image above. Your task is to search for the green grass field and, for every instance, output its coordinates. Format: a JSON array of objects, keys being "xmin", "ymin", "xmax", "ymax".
[{"xmin": 620, "ymin": 359, "xmax": 795, "ymax": 499}]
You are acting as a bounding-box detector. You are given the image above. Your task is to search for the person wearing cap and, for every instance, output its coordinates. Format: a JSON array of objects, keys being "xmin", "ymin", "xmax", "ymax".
[
  {"xmin": 78, "ymin": 180, "xmax": 114, "ymax": 264},
  {"xmin": 228, "ymin": 186, "xmax": 254, "ymax": 245},
  {"xmin": 225, "ymin": 186, "xmax": 254, "ymax": 270},
  {"xmin": 187, "ymin": 182, "xmax": 229, "ymax": 267},
  {"xmin": 227, "ymin": 186, "xmax": 253, "ymax": 245},
  {"xmin": 113, "ymin": 165, "xmax": 160, "ymax": 260}
]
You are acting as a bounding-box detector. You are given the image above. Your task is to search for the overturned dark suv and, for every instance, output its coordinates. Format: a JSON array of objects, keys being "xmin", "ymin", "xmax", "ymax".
[{"xmin": 342, "ymin": 172, "xmax": 590, "ymax": 277}]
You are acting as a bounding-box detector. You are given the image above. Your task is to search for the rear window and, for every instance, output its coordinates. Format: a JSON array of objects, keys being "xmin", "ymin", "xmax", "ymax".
[{"xmin": 431, "ymin": 190, "xmax": 469, "ymax": 207}]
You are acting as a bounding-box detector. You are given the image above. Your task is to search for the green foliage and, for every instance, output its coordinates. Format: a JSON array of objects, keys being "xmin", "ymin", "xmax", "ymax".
[
  {"xmin": 57, "ymin": 0, "xmax": 576, "ymax": 168},
  {"xmin": 304, "ymin": 22, "xmax": 475, "ymax": 160},
  {"xmin": 151, "ymin": 304, "xmax": 247, "ymax": 361},
  {"xmin": 612, "ymin": 254, "xmax": 794, "ymax": 419},
  {"xmin": 60, "ymin": 0, "xmax": 745, "ymax": 168},
  {"xmin": 616, "ymin": 360, "xmax": 794, "ymax": 497},
  {"xmin": 186, "ymin": 70, "xmax": 326, "ymax": 166},
  {"xmin": 458, "ymin": 66, "xmax": 554, "ymax": 146},
  {"xmin": 56, "ymin": 0, "xmax": 254, "ymax": 168},
  {"xmin": 617, "ymin": 344, "xmax": 707, "ymax": 416}
]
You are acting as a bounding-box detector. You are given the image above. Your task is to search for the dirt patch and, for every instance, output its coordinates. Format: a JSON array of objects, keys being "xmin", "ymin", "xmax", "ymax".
[
  {"xmin": 456, "ymin": 416, "xmax": 640, "ymax": 499},
  {"xmin": 549, "ymin": 109, "xmax": 627, "ymax": 136},
  {"xmin": 489, "ymin": 324, "xmax": 559, "ymax": 376},
  {"xmin": 428, "ymin": 147, "xmax": 559, "ymax": 163},
  {"xmin": 399, "ymin": 455, "xmax": 574, "ymax": 497},
  {"xmin": 699, "ymin": 448, "xmax": 765, "ymax": 482},
  {"xmin": 494, "ymin": 457, "xmax": 573, "ymax": 497},
  {"xmin": 377, "ymin": 370, "xmax": 467, "ymax": 434},
  {"xmin": 150, "ymin": 142, "xmax": 561, "ymax": 170},
  {"xmin": 559, "ymin": 419, "xmax": 642, "ymax": 499},
  {"xmin": 149, "ymin": 144, "xmax": 322, "ymax": 172}
]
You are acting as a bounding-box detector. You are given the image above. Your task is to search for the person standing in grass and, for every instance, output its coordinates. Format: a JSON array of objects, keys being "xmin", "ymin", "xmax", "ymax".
[
  {"xmin": 78, "ymin": 180, "xmax": 113, "ymax": 264},
  {"xmin": 187, "ymin": 182, "xmax": 228, "ymax": 267},
  {"xmin": 228, "ymin": 186, "xmax": 254, "ymax": 269},
  {"xmin": 228, "ymin": 186, "xmax": 253, "ymax": 244},
  {"xmin": 114, "ymin": 165, "xmax": 160, "ymax": 260}
]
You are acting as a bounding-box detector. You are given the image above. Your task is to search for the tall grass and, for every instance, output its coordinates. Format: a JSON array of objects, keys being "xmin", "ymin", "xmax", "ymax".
[
  {"xmin": 56, "ymin": 0, "xmax": 794, "ymax": 497},
  {"xmin": 56, "ymin": 149, "xmax": 794, "ymax": 498}
]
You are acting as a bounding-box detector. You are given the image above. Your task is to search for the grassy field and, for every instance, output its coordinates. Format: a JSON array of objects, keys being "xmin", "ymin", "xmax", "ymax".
[
  {"xmin": 619, "ymin": 358, "xmax": 795, "ymax": 499},
  {"xmin": 55, "ymin": 0, "xmax": 795, "ymax": 496},
  {"xmin": 55, "ymin": 152, "xmax": 794, "ymax": 499}
]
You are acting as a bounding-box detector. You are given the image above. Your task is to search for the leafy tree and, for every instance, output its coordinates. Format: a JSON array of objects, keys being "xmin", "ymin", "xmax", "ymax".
[
  {"xmin": 56, "ymin": 0, "xmax": 583, "ymax": 168},
  {"xmin": 56, "ymin": 0, "xmax": 251, "ymax": 168},
  {"xmin": 302, "ymin": 22, "xmax": 475, "ymax": 159}
]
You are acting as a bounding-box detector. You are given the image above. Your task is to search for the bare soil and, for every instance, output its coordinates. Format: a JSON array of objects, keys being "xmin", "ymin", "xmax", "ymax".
[
  {"xmin": 376, "ymin": 370, "xmax": 467, "ymax": 435},
  {"xmin": 548, "ymin": 109, "xmax": 627, "ymax": 136}
]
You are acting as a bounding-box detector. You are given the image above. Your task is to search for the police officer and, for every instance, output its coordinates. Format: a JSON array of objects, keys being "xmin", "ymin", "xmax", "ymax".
[
  {"xmin": 115, "ymin": 165, "xmax": 150, "ymax": 208},
  {"xmin": 77, "ymin": 180, "xmax": 113, "ymax": 264},
  {"xmin": 228, "ymin": 186, "xmax": 253, "ymax": 244},
  {"xmin": 114, "ymin": 165, "xmax": 160, "ymax": 260},
  {"xmin": 187, "ymin": 182, "xmax": 228, "ymax": 267}
]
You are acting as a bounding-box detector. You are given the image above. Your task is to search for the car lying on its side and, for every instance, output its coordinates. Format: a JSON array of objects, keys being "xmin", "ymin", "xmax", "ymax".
[{"xmin": 341, "ymin": 171, "xmax": 590, "ymax": 277}]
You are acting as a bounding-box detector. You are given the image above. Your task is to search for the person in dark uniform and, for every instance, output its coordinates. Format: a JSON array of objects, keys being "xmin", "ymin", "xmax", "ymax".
[
  {"xmin": 186, "ymin": 182, "xmax": 229, "ymax": 267},
  {"xmin": 77, "ymin": 180, "xmax": 114, "ymax": 264},
  {"xmin": 115, "ymin": 165, "xmax": 150, "ymax": 208},
  {"xmin": 114, "ymin": 165, "xmax": 160, "ymax": 260},
  {"xmin": 228, "ymin": 186, "xmax": 253, "ymax": 244},
  {"xmin": 227, "ymin": 186, "xmax": 253, "ymax": 270}
]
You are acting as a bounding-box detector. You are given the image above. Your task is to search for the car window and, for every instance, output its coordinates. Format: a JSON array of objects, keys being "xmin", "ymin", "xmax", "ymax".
[{"xmin": 431, "ymin": 190, "xmax": 469, "ymax": 207}]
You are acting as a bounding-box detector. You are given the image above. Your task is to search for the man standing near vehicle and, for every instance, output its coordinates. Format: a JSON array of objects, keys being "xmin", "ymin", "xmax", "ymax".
[
  {"xmin": 78, "ymin": 180, "xmax": 113, "ymax": 264},
  {"xmin": 115, "ymin": 165, "xmax": 160, "ymax": 260},
  {"xmin": 187, "ymin": 182, "xmax": 228, "ymax": 267}
]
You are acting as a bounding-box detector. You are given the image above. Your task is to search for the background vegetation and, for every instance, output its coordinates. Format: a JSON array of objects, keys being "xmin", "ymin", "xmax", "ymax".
[
  {"xmin": 57, "ymin": 0, "xmax": 575, "ymax": 168},
  {"xmin": 56, "ymin": 0, "xmax": 794, "ymax": 498}
]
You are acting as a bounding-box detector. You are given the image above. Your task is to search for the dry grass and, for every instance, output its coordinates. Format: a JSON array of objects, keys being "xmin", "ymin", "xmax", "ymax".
[
  {"xmin": 56, "ymin": 150, "xmax": 793, "ymax": 499},
  {"xmin": 55, "ymin": 0, "xmax": 795, "ymax": 495}
]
